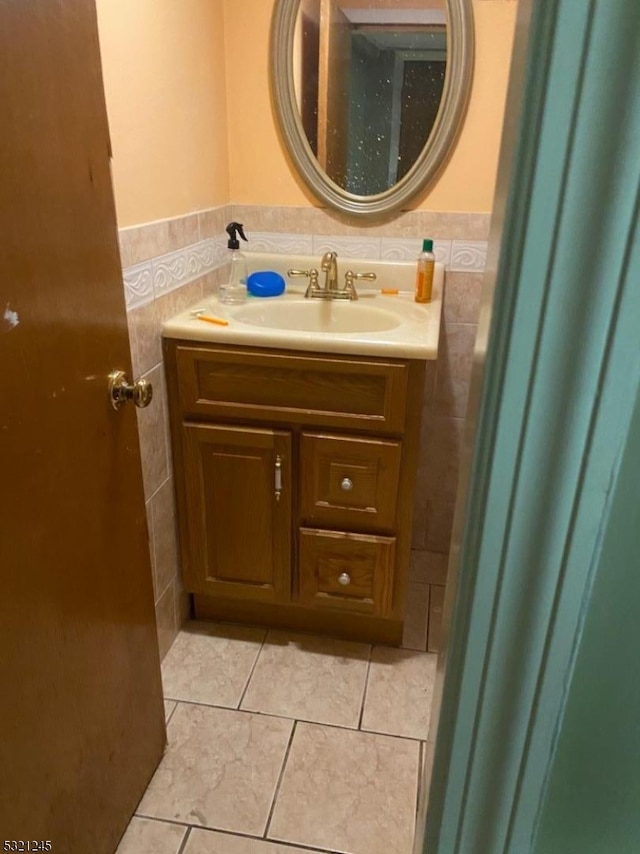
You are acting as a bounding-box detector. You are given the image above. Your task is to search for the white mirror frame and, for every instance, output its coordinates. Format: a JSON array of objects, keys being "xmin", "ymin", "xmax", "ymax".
[{"xmin": 270, "ymin": 0, "xmax": 475, "ymax": 218}]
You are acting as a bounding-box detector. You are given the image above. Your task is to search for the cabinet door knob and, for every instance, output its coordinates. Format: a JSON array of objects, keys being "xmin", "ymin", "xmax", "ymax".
[
  {"xmin": 338, "ymin": 572, "xmax": 351, "ymax": 586},
  {"xmin": 341, "ymin": 477, "xmax": 353, "ymax": 491}
]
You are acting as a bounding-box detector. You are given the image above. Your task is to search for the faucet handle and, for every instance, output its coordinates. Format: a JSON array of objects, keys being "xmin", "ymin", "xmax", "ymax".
[
  {"xmin": 345, "ymin": 271, "xmax": 377, "ymax": 285},
  {"xmin": 344, "ymin": 270, "xmax": 376, "ymax": 301},
  {"xmin": 288, "ymin": 268, "xmax": 321, "ymax": 298},
  {"xmin": 288, "ymin": 268, "xmax": 316, "ymax": 279},
  {"xmin": 288, "ymin": 268, "xmax": 319, "ymax": 284}
]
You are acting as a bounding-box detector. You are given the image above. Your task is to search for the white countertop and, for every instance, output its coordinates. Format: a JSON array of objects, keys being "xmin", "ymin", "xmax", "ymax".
[{"xmin": 162, "ymin": 260, "xmax": 443, "ymax": 361}]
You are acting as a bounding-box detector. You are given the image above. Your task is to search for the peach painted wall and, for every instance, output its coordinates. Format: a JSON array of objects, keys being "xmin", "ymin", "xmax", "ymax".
[
  {"xmin": 95, "ymin": 0, "xmax": 230, "ymax": 227},
  {"xmin": 224, "ymin": 0, "xmax": 517, "ymax": 212}
]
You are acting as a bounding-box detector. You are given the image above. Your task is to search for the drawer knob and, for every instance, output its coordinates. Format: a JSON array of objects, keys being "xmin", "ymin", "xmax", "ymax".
[
  {"xmin": 338, "ymin": 572, "xmax": 351, "ymax": 586},
  {"xmin": 341, "ymin": 477, "xmax": 354, "ymax": 492}
]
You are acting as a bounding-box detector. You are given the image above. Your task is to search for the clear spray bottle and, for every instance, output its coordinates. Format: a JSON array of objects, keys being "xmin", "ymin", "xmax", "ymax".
[{"xmin": 220, "ymin": 222, "xmax": 249, "ymax": 304}]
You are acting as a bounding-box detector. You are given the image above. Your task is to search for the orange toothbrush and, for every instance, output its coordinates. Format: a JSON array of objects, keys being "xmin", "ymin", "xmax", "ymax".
[{"xmin": 197, "ymin": 315, "xmax": 229, "ymax": 327}]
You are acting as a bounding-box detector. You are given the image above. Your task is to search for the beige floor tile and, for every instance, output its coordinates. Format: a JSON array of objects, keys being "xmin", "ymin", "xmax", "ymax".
[
  {"xmin": 138, "ymin": 704, "xmax": 293, "ymax": 836},
  {"xmin": 164, "ymin": 700, "xmax": 176, "ymax": 721},
  {"xmin": 268, "ymin": 722, "xmax": 420, "ymax": 854},
  {"xmin": 116, "ymin": 816, "xmax": 186, "ymax": 854},
  {"xmin": 184, "ymin": 828, "xmax": 322, "ymax": 853},
  {"xmin": 162, "ymin": 622, "xmax": 266, "ymax": 708},
  {"xmin": 241, "ymin": 630, "xmax": 370, "ymax": 728},
  {"xmin": 361, "ymin": 647, "xmax": 437, "ymax": 740}
]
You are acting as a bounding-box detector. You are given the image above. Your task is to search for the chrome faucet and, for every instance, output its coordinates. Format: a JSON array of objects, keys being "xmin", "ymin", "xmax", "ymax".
[
  {"xmin": 320, "ymin": 251, "xmax": 339, "ymax": 293},
  {"xmin": 287, "ymin": 251, "xmax": 377, "ymax": 300}
]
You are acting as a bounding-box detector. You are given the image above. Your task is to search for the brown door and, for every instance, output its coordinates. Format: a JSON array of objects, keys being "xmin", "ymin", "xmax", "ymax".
[
  {"xmin": 182, "ymin": 423, "xmax": 292, "ymax": 603},
  {"xmin": 0, "ymin": 2, "xmax": 165, "ymax": 852}
]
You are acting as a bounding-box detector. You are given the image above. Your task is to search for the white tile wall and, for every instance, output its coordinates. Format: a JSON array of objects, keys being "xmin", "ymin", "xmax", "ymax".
[
  {"xmin": 123, "ymin": 261, "xmax": 154, "ymax": 310},
  {"xmin": 246, "ymin": 232, "xmax": 313, "ymax": 254},
  {"xmin": 380, "ymin": 238, "xmax": 452, "ymax": 267},
  {"xmin": 450, "ymin": 240, "xmax": 488, "ymax": 273},
  {"xmin": 121, "ymin": 213, "xmax": 489, "ymax": 310},
  {"xmin": 123, "ymin": 237, "xmax": 227, "ymax": 310},
  {"xmin": 312, "ymin": 234, "xmax": 382, "ymax": 259}
]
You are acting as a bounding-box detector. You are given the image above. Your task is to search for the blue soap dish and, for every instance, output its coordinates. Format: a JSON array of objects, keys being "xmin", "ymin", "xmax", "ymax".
[{"xmin": 247, "ymin": 271, "xmax": 286, "ymax": 297}]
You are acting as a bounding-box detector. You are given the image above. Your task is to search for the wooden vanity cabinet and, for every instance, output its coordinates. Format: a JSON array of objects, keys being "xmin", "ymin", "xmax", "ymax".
[{"xmin": 164, "ymin": 339, "xmax": 426, "ymax": 645}]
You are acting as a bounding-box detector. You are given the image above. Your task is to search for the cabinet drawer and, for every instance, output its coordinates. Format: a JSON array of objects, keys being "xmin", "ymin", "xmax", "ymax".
[
  {"xmin": 300, "ymin": 433, "xmax": 401, "ymax": 532},
  {"xmin": 175, "ymin": 345, "xmax": 408, "ymax": 434},
  {"xmin": 299, "ymin": 528, "xmax": 395, "ymax": 616}
]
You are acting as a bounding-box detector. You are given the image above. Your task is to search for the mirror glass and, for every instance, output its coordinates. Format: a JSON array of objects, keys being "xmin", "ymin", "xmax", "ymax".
[
  {"xmin": 293, "ymin": 0, "xmax": 447, "ymax": 195},
  {"xmin": 271, "ymin": 0, "xmax": 473, "ymax": 217}
]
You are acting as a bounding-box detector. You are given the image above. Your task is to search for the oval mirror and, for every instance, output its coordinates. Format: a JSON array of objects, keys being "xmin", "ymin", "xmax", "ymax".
[{"xmin": 271, "ymin": 0, "xmax": 474, "ymax": 218}]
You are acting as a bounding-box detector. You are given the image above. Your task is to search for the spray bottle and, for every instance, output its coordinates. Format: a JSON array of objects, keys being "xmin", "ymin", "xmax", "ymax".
[{"xmin": 220, "ymin": 222, "xmax": 249, "ymax": 304}]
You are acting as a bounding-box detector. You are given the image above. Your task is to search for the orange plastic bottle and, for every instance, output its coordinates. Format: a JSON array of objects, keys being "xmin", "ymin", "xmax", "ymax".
[{"xmin": 415, "ymin": 239, "xmax": 435, "ymax": 304}]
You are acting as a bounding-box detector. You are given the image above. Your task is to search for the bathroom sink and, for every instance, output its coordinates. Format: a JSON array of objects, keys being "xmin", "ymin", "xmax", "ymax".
[
  {"xmin": 233, "ymin": 300, "xmax": 402, "ymax": 333},
  {"xmin": 162, "ymin": 254, "xmax": 444, "ymax": 360}
]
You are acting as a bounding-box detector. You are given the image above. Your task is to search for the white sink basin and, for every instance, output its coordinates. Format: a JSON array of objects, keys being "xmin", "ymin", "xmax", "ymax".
[
  {"xmin": 162, "ymin": 256, "xmax": 444, "ymax": 360},
  {"xmin": 233, "ymin": 300, "xmax": 402, "ymax": 334}
]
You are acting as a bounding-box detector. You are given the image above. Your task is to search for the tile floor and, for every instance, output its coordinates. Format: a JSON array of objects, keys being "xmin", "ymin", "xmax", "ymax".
[{"xmin": 117, "ymin": 621, "xmax": 437, "ymax": 854}]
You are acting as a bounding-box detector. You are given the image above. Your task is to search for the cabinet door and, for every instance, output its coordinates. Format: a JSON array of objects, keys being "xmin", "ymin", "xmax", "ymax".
[{"xmin": 182, "ymin": 423, "xmax": 292, "ymax": 602}]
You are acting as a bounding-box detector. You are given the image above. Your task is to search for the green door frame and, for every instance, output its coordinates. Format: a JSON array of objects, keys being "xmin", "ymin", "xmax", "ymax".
[{"xmin": 423, "ymin": 1, "xmax": 640, "ymax": 851}]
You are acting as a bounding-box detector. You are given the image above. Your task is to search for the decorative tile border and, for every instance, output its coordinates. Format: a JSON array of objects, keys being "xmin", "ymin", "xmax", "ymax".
[
  {"xmin": 243, "ymin": 231, "xmax": 484, "ymax": 272},
  {"xmin": 123, "ymin": 236, "xmax": 227, "ymax": 310},
  {"xmin": 450, "ymin": 240, "xmax": 488, "ymax": 273},
  {"xmin": 232, "ymin": 204, "xmax": 491, "ymax": 241},
  {"xmin": 247, "ymin": 231, "xmax": 313, "ymax": 254},
  {"xmin": 151, "ymin": 250, "xmax": 192, "ymax": 296},
  {"xmin": 380, "ymin": 238, "xmax": 452, "ymax": 267},
  {"xmin": 122, "ymin": 209, "xmax": 489, "ymax": 310},
  {"xmin": 312, "ymin": 234, "xmax": 382, "ymax": 259},
  {"xmin": 153, "ymin": 239, "xmax": 219, "ymax": 296},
  {"xmin": 123, "ymin": 261, "xmax": 155, "ymax": 311}
]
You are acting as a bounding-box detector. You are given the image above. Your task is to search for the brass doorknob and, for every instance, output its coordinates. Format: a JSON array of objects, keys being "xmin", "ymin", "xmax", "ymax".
[{"xmin": 108, "ymin": 370, "xmax": 153, "ymax": 410}]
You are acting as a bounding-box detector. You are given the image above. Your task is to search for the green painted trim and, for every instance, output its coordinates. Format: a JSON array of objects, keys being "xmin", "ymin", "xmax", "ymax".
[
  {"xmin": 425, "ymin": 0, "xmax": 640, "ymax": 851},
  {"xmin": 534, "ymin": 349, "xmax": 640, "ymax": 853}
]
